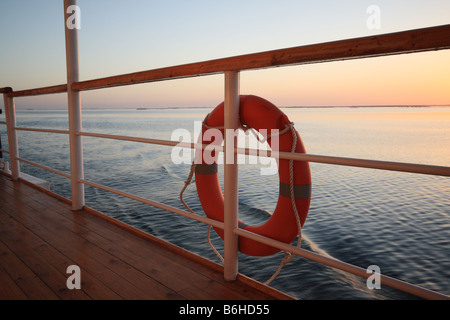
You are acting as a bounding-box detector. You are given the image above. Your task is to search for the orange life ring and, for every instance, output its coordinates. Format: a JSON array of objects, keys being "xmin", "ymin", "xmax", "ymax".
[{"xmin": 195, "ymin": 95, "xmax": 311, "ymax": 256}]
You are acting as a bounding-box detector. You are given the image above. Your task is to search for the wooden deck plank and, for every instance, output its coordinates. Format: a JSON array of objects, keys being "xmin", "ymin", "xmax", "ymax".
[
  {"xmin": 1, "ymin": 181, "xmax": 208, "ymax": 297},
  {"xmin": 0, "ymin": 263, "xmax": 28, "ymax": 299},
  {"xmin": 0, "ymin": 180, "xmax": 176, "ymax": 299},
  {"xmin": 0, "ymin": 174, "xmax": 293, "ymax": 300},
  {"xmin": 0, "ymin": 240, "xmax": 60, "ymax": 300},
  {"xmin": 9, "ymin": 179, "xmax": 280, "ymax": 299},
  {"xmin": 0, "ymin": 209, "xmax": 91, "ymax": 300},
  {"xmin": 0, "ymin": 189, "xmax": 123, "ymax": 299}
]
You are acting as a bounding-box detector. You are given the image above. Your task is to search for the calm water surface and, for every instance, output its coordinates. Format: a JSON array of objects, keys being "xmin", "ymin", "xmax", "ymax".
[{"xmin": 1, "ymin": 106, "xmax": 449, "ymax": 299}]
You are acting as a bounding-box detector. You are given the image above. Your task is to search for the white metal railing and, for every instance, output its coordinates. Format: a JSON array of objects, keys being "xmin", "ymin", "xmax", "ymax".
[
  {"xmin": 0, "ymin": 0, "xmax": 449, "ymax": 300},
  {"xmin": 14, "ymin": 127, "xmax": 70, "ymax": 135}
]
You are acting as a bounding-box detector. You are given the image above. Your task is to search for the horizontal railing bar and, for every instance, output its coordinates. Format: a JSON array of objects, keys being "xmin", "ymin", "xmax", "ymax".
[
  {"xmin": 78, "ymin": 131, "xmax": 450, "ymax": 177},
  {"xmin": 79, "ymin": 178, "xmax": 224, "ymax": 230},
  {"xmin": 17, "ymin": 157, "xmax": 71, "ymax": 179},
  {"xmin": 281, "ymin": 152, "xmax": 450, "ymax": 177},
  {"xmin": 72, "ymin": 25, "xmax": 450, "ymax": 92},
  {"xmin": 0, "ymin": 121, "xmax": 7, "ymax": 125},
  {"xmin": 0, "ymin": 148, "xmax": 9, "ymax": 154},
  {"xmin": 8, "ymin": 84, "xmax": 67, "ymax": 98},
  {"xmin": 79, "ymin": 131, "xmax": 184, "ymax": 147},
  {"xmin": 239, "ymin": 147, "xmax": 450, "ymax": 177},
  {"xmin": 15, "ymin": 127, "xmax": 70, "ymax": 135},
  {"xmin": 234, "ymin": 228, "xmax": 450, "ymax": 300},
  {"xmin": 78, "ymin": 131, "xmax": 219, "ymax": 151}
]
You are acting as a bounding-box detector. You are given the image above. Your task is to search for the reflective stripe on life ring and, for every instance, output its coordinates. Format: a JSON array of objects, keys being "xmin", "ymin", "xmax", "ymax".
[{"xmin": 195, "ymin": 95, "xmax": 311, "ymax": 257}]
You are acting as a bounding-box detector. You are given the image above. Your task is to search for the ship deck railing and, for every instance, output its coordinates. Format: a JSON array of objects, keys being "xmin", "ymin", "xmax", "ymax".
[{"xmin": 1, "ymin": 1, "xmax": 449, "ymax": 300}]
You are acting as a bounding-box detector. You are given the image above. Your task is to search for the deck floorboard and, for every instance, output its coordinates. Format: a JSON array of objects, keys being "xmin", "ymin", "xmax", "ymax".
[{"xmin": 0, "ymin": 174, "xmax": 293, "ymax": 300}]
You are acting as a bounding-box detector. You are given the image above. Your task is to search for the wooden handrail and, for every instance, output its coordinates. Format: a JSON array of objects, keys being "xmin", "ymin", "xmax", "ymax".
[
  {"xmin": 8, "ymin": 84, "xmax": 67, "ymax": 97},
  {"xmin": 71, "ymin": 24, "xmax": 450, "ymax": 92},
  {"xmin": 0, "ymin": 87, "xmax": 13, "ymax": 94},
  {"xmin": 2, "ymin": 25, "xmax": 450, "ymax": 97}
]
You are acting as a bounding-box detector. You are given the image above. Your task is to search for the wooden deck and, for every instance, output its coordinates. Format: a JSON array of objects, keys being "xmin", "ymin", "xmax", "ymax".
[{"xmin": 0, "ymin": 174, "xmax": 293, "ymax": 300}]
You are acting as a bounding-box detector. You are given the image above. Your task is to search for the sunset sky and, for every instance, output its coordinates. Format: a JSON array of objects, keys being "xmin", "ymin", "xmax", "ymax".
[{"xmin": 0, "ymin": 0, "xmax": 449, "ymax": 109}]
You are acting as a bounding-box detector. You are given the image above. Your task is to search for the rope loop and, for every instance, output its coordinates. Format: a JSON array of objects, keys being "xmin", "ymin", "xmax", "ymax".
[{"xmin": 265, "ymin": 122, "xmax": 303, "ymax": 285}]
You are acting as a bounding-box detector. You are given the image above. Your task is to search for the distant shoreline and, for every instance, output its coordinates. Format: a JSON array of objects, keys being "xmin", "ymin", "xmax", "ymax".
[
  {"xmin": 136, "ymin": 105, "xmax": 450, "ymax": 110},
  {"xmin": 10, "ymin": 104, "xmax": 450, "ymax": 111}
]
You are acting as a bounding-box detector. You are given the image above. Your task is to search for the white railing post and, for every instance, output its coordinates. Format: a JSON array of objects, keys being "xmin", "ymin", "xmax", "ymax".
[
  {"xmin": 3, "ymin": 88, "xmax": 20, "ymax": 180},
  {"xmin": 64, "ymin": 0, "xmax": 85, "ymax": 210},
  {"xmin": 223, "ymin": 71, "xmax": 240, "ymax": 281}
]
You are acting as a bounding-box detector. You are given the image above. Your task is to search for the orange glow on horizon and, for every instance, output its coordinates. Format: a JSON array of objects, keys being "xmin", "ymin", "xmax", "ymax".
[
  {"xmin": 241, "ymin": 50, "xmax": 450, "ymax": 107},
  {"xmin": 5, "ymin": 49, "xmax": 450, "ymax": 110}
]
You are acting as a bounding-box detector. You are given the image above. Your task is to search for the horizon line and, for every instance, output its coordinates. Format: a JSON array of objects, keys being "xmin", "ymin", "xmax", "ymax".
[{"xmin": 8, "ymin": 104, "xmax": 450, "ymax": 111}]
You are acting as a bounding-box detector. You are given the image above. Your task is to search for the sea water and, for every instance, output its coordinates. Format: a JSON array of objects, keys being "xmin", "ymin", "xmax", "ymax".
[{"xmin": 1, "ymin": 106, "xmax": 449, "ymax": 300}]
